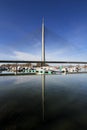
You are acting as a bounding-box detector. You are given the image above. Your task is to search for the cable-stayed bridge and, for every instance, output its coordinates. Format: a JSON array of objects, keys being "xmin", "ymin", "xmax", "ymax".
[{"xmin": 0, "ymin": 20, "xmax": 87, "ymax": 65}]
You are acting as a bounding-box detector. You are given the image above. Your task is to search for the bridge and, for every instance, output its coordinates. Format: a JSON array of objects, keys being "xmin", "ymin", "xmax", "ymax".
[
  {"xmin": 0, "ymin": 60, "xmax": 87, "ymax": 64},
  {"xmin": 0, "ymin": 19, "xmax": 87, "ymax": 66}
]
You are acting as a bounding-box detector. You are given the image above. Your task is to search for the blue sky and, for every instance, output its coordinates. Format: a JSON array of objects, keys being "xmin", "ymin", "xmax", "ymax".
[{"xmin": 0, "ymin": 0, "xmax": 87, "ymax": 61}]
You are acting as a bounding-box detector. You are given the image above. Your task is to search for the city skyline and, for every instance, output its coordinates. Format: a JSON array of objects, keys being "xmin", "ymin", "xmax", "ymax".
[{"xmin": 0, "ymin": 0, "xmax": 87, "ymax": 61}]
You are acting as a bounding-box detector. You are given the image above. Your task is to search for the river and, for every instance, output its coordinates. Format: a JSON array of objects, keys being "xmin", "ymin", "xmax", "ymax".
[{"xmin": 0, "ymin": 74, "xmax": 87, "ymax": 129}]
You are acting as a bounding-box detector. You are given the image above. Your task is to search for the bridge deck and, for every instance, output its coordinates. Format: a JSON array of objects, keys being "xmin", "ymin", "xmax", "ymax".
[{"xmin": 0, "ymin": 60, "xmax": 87, "ymax": 64}]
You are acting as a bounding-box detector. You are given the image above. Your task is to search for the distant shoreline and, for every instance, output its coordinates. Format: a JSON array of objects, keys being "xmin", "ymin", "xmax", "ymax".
[{"xmin": 0, "ymin": 71, "xmax": 87, "ymax": 76}]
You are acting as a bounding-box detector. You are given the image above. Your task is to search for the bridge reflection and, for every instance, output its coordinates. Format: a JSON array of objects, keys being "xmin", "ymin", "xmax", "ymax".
[{"xmin": 42, "ymin": 75, "xmax": 45, "ymax": 121}]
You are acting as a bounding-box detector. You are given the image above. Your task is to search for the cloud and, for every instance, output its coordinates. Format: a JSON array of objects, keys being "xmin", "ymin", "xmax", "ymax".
[
  {"xmin": 0, "ymin": 46, "xmax": 87, "ymax": 62},
  {"xmin": 33, "ymin": 41, "xmax": 41, "ymax": 48},
  {"xmin": 46, "ymin": 47, "xmax": 87, "ymax": 61},
  {"xmin": 11, "ymin": 51, "xmax": 41, "ymax": 61},
  {"xmin": 0, "ymin": 53, "xmax": 12, "ymax": 60}
]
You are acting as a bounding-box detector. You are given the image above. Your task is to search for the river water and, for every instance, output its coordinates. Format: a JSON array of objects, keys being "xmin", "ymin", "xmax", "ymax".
[{"xmin": 0, "ymin": 74, "xmax": 87, "ymax": 130}]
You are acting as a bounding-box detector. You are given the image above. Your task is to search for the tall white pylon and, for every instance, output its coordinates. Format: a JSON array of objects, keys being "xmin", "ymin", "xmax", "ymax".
[{"xmin": 42, "ymin": 18, "xmax": 45, "ymax": 62}]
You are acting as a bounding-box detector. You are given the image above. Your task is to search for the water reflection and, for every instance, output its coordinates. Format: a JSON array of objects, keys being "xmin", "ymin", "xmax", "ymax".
[
  {"xmin": 0, "ymin": 74, "xmax": 87, "ymax": 129},
  {"xmin": 42, "ymin": 75, "xmax": 45, "ymax": 121}
]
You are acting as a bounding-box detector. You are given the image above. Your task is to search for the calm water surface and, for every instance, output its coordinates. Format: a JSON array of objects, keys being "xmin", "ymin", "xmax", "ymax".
[{"xmin": 0, "ymin": 74, "xmax": 87, "ymax": 130}]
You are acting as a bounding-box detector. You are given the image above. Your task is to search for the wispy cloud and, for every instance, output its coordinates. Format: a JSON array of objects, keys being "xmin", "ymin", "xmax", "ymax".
[
  {"xmin": 11, "ymin": 51, "xmax": 41, "ymax": 61},
  {"xmin": 11, "ymin": 48, "xmax": 87, "ymax": 62},
  {"xmin": 33, "ymin": 41, "xmax": 41, "ymax": 48},
  {"xmin": 0, "ymin": 44, "xmax": 87, "ymax": 62},
  {"xmin": 0, "ymin": 53, "xmax": 13, "ymax": 60}
]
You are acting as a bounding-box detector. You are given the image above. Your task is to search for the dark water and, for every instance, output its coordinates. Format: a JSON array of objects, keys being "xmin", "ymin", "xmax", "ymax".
[{"xmin": 0, "ymin": 74, "xmax": 87, "ymax": 130}]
